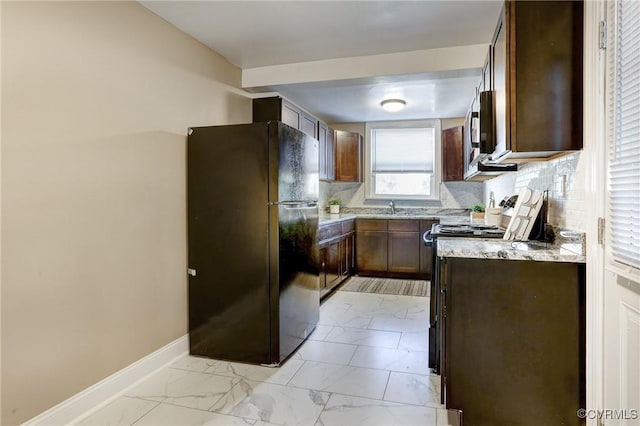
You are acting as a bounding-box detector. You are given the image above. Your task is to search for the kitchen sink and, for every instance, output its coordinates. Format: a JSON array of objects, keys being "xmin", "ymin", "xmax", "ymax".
[{"xmin": 377, "ymin": 211, "xmax": 425, "ymax": 217}]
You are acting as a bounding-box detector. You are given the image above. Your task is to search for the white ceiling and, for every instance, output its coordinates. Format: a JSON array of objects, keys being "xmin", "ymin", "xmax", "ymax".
[
  {"xmin": 140, "ymin": 1, "xmax": 504, "ymax": 122},
  {"xmin": 273, "ymin": 70, "xmax": 483, "ymax": 123}
]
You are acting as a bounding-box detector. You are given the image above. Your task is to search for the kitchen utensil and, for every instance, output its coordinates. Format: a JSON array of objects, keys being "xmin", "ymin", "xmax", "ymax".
[
  {"xmin": 485, "ymin": 207, "xmax": 502, "ymax": 226},
  {"xmin": 503, "ymin": 187, "xmax": 545, "ymax": 241}
]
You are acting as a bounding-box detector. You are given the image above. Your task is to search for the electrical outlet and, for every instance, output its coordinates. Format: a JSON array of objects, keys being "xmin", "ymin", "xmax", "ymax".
[{"xmin": 554, "ymin": 174, "xmax": 566, "ymax": 198}]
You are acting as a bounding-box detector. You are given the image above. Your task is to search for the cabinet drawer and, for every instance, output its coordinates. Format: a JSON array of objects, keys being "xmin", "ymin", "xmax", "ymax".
[
  {"xmin": 356, "ymin": 219, "xmax": 387, "ymax": 231},
  {"xmin": 341, "ymin": 219, "xmax": 355, "ymax": 234},
  {"xmin": 388, "ymin": 219, "xmax": 420, "ymax": 232},
  {"xmin": 318, "ymin": 223, "xmax": 341, "ymax": 242}
]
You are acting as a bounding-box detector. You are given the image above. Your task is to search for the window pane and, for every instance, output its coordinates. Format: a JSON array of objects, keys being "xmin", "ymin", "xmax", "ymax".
[
  {"xmin": 374, "ymin": 173, "xmax": 431, "ymax": 196},
  {"xmin": 609, "ymin": 0, "xmax": 640, "ymax": 268},
  {"xmin": 373, "ymin": 128, "xmax": 434, "ymax": 172}
]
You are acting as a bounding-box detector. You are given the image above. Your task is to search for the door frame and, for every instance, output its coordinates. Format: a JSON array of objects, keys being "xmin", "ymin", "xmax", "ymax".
[{"xmin": 584, "ymin": 1, "xmax": 607, "ymax": 423}]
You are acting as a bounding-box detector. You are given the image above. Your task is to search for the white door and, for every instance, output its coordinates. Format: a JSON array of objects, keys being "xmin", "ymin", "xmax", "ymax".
[
  {"xmin": 603, "ymin": 1, "xmax": 640, "ymax": 425},
  {"xmin": 604, "ymin": 270, "xmax": 640, "ymax": 425}
]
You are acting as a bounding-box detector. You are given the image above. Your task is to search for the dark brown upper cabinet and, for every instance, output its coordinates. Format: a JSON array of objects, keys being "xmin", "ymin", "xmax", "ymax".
[
  {"xmin": 300, "ymin": 112, "xmax": 318, "ymax": 138},
  {"xmin": 318, "ymin": 121, "xmax": 336, "ymax": 181},
  {"xmin": 491, "ymin": 0, "xmax": 583, "ymax": 155},
  {"xmin": 335, "ymin": 130, "xmax": 363, "ymax": 182},
  {"xmin": 254, "ymin": 96, "xmax": 341, "ymax": 181},
  {"xmin": 442, "ymin": 126, "xmax": 464, "ymax": 181},
  {"xmin": 252, "ymin": 96, "xmax": 317, "ymax": 138}
]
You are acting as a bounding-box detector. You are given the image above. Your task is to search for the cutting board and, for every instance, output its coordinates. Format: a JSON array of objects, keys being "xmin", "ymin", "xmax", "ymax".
[{"xmin": 503, "ymin": 188, "xmax": 544, "ymax": 241}]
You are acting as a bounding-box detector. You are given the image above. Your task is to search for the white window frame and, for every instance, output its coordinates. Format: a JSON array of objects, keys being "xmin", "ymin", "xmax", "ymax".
[{"xmin": 364, "ymin": 119, "xmax": 442, "ymax": 201}]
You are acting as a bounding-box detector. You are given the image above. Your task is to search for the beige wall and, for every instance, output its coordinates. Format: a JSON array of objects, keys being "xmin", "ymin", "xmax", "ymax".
[
  {"xmin": 330, "ymin": 122, "xmax": 366, "ymax": 135},
  {"xmin": 1, "ymin": 2, "xmax": 251, "ymax": 424},
  {"xmin": 442, "ymin": 117, "xmax": 465, "ymax": 130}
]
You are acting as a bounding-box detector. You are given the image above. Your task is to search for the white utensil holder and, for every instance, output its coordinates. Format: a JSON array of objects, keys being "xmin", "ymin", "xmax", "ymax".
[{"xmin": 485, "ymin": 208, "xmax": 502, "ymax": 226}]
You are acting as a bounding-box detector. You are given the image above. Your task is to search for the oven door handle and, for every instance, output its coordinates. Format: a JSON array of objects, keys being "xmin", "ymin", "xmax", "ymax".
[{"xmin": 423, "ymin": 230, "xmax": 434, "ymax": 246}]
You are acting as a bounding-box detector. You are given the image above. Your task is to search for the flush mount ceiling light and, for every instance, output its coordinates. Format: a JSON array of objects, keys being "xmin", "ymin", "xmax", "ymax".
[{"xmin": 380, "ymin": 99, "xmax": 406, "ymax": 112}]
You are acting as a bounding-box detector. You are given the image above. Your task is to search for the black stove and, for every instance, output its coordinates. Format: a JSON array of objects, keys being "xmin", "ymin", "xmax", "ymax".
[{"xmin": 423, "ymin": 222, "xmax": 504, "ymax": 375}]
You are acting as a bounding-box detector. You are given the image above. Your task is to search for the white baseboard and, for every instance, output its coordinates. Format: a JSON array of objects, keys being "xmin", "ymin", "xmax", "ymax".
[{"xmin": 24, "ymin": 334, "xmax": 189, "ymax": 426}]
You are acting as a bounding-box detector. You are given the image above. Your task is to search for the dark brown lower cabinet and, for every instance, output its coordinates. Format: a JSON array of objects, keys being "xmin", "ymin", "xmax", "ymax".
[
  {"xmin": 323, "ymin": 239, "xmax": 341, "ymax": 291},
  {"xmin": 355, "ymin": 230, "xmax": 388, "ymax": 273},
  {"xmin": 388, "ymin": 220, "xmax": 420, "ymax": 274},
  {"xmin": 341, "ymin": 232, "xmax": 355, "ymax": 278},
  {"xmin": 388, "ymin": 232, "xmax": 420, "ymax": 273},
  {"xmin": 356, "ymin": 219, "xmax": 437, "ymax": 279},
  {"xmin": 440, "ymin": 257, "xmax": 586, "ymax": 426},
  {"xmin": 319, "ymin": 219, "xmax": 355, "ymax": 298}
]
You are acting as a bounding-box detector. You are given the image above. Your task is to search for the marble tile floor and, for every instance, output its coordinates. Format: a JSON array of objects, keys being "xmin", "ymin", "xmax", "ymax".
[{"xmin": 75, "ymin": 289, "xmax": 456, "ymax": 426}]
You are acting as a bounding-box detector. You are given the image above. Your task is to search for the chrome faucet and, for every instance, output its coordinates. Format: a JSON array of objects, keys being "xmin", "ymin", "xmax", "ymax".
[{"xmin": 389, "ymin": 200, "xmax": 396, "ymax": 215}]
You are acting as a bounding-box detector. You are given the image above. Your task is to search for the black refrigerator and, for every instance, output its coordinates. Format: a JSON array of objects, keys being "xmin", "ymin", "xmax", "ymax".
[{"xmin": 187, "ymin": 122, "xmax": 320, "ymax": 365}]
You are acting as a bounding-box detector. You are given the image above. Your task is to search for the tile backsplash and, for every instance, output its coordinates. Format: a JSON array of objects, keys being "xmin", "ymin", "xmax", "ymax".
[
  {"xmin": 321, "ymin": 151, "xmax": 586, "ymax": 231},
  {"xmin": 319, "ymin": 180, "xmax": 483, "ymax": 212},
  {"xmin": 484, "ymin": 151, "xmax": 586, "ymax": 232}
]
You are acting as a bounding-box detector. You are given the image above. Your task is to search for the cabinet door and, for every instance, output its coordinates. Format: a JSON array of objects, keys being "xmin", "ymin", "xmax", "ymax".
[
  {"xmin": 439, "ymin": 258, "xmax": 448, "ymax": 403},
  {"xmin": 442, "ymin": 126, "xmax": 464, "ymax": 181},
  {"xmin": 318, "ymin": 122, "xmax": 328, "ymax": 180},
  {"xmin": 318, "ymin": 244, "xmax": 328, "ymax": 290},
  {"xmin": 325, "ymin": 239, "xmax": 341, "ymax": 290},
  {"xmin": 356, "ymin": 231, "xmax": 388, "ymax": 273},
  {"xmin": 342, "ymin": 233, "xmax": 355, "ymax": 277},
  {"xmin": 252, "ymin": 97, "xmax": 283, "ymax": 123},
  {"xmin": 492, "ymin": 12, "xmax": 507, "ymax": 155},
  {"xmin": 335, "ymin": 130, "xmax": 362, "ymax": 182},
  {"xmin": 300, "ymin": 111, "xmax": 317, "ymax": 137},
  {"xmin": 511, "ymin": 1, "xmax": 583, "ymax": 152},
  {"xmin": 444, "ymin": 257, "xmax": 584, "ymax": 425},
  {"xmin": 318, "ymin": 122, "xmax": 336, "ymax": 181},
  {"xmin": 282, "ymin": 100, "xmax": 301, "ymax": 129},
  {"xmin": 482, "ymin": 47, "xmax": 492, "ymax": 92},
  {"xmin": 388, "ymin": 231, "xmax": 420, "ymax": 273},
  {"xmin": 326, "ymin": 127, "xmax": 336, "ymax": 180}
]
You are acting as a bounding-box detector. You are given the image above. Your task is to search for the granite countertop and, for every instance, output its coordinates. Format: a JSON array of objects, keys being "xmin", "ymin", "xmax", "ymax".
[
  {"xmin": 437, "ymin": 236, "xmax": 586, "ymax": 263},
  {"xmin": 318, "ymin": 214, "xmax": 358, "ymax": 225},
  {"xmin": 318, "ymin": 209, "xmax": 471, "ymax": 225}
]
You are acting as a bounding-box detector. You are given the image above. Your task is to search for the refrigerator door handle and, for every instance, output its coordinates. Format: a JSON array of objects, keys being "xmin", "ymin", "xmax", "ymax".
[{"xmin": 268, "ymin": 201, "xmax": 318, "ymax": 209}]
